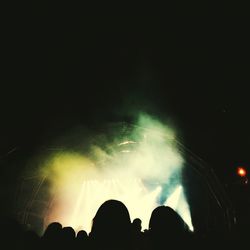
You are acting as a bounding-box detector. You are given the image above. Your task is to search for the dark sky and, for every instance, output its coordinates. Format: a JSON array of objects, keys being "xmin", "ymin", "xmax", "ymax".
[{"xmin": 1, "ymin": 11, "xmax": 250, "ymax": 217}]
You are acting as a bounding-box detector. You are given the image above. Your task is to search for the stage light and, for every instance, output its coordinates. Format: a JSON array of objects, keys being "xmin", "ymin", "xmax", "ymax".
[
  {"xmin": 164, "ymin": 185, "xmax": 194, "ymax": 231},
  {"xmin": 38, "ymin": 114, "xmax": 192, "ymax": 233},
  {"xmin": 237, "ymin": 167, "xmax": 247, "ymax": 177}
]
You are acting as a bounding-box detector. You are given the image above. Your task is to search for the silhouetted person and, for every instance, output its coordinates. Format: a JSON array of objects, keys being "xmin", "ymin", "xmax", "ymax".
[
  {"xmin": 41, "ymin": 222, "xmax": 62, "ymax": 249},
  {"xmin": 76, "ymin": 230, "xmax": 89, "ymax": 249},
  {"xmin": 76, "ymin": 229, "xmax": 88, "ymax": 239},
  {"xmin": 132, "ymin": 218, "xmax": 142, "ymax": 233},
  {"xmin": 131, "ymin": 218, "xmax": 146, "ymax": 250},
  {"xmin": 89, "ymin": 199, "xmax": 133, "ymax": 250},
  {"xmin": 147, "ymin": 206, "xmax": 191, "ymax": 249},
  {"xmin": 61, "ymin": 226, "xmax": 76, "ymax": 250}
]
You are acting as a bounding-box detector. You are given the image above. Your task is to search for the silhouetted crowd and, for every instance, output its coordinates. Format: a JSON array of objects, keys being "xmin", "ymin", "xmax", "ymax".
[{"xmin": 0, "ymin": 199, "xmax": 248, "ymax": 250}]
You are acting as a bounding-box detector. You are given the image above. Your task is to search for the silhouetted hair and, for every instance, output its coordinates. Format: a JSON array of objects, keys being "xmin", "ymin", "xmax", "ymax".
[
  {"xmin": 42, "ymin": 222, "xmax": 62, "ymax": 241},
  {"xmin": 62, "ymin": 226, "xmax": 75, "ymax": 239},
  {"xmin": 132, "ymin": 218, "xmax": 142, "ymax": 232},
  {"xmin": 147, "ymin": 206, "xmax": 190, "ymax": 249},
  {"xmin": 149, "ymin": 206, "xmax": 187, "ymax": 234},
  {"xmin": 90, "ymin": 199, "xmax": 132, "ymax": 248},
  {"xmin": 76, "ymin": 230, "xmax": 88, "ymax": 239}
]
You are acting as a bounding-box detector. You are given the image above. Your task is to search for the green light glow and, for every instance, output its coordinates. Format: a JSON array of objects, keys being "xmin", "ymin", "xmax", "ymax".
[{"xmin": 34, "ymin": 113, "xmax": 193, "ymax": 232}]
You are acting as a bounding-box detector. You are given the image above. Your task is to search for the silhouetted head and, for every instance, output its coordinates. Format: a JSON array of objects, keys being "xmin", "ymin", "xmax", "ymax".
[
  {"xmin": 57, "ymin": 226, "xmax": 75, "ymax": 249},
  {"xmin": 132, "ymin": 218, "xmax": 142, "ymax": 232},
  {"xmin": 76, "ymin": 230, "xmax": 88, "ymax": 240},
  {"xmin": 149, "ymin": 206, "xmax": 186, "ymax": 235},
  {"xmin": 42, "ymin": 222, "xmax": 62, "ymax": 241},
  {"xmin": 62, "ymin": 226, "xmax": 75, "ymax": 240},
  {"xmin": 90, "ymin": 199, "xmax": 131, "ymax": 245}
]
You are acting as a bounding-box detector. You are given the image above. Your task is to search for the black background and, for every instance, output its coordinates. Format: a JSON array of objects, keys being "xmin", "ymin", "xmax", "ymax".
[{"xmin": 1, "ymin": 6, "xmax": 250, "ymax": 221}]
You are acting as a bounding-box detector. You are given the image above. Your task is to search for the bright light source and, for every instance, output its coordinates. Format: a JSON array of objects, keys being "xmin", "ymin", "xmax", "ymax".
[
  {"xmin": 45, "ymin": 178, "xmax": 160, "ymax": 233},
  {"xmin": 237, "ymin": 167, "xmax": 247, "ymax": 177},
  {"xmin": 38, "ymin": 114, "xmax": 193, "ymax": 233},
  {"xmin": 164, "ymin": 185, "xmax": 194, "ymax": 232},
  {"xmin": 165, "ymin": 185, "xmax": 182, "ymax": 209}
]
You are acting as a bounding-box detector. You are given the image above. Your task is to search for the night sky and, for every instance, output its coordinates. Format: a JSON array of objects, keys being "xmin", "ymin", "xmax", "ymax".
[{"xmin": 1, "ymin": 10, "xmax": 250, "ymax": 221}]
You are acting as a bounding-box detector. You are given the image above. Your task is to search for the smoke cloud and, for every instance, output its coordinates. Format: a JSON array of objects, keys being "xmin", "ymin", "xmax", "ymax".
[{"xmin": 28, "ymin": 113, "xmax": 192, "ymax": 232}]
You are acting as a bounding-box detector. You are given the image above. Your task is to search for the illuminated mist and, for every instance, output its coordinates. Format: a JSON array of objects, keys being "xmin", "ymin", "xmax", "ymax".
[{"xmin": 37, "ymin": 113, "xmax": 193, "ymax": 233}]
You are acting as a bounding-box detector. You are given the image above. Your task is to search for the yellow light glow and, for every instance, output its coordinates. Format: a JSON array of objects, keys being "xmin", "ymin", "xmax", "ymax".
[{"xmin": 37, "ymin": 114, "xmax": 193, "ymax": 233}]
